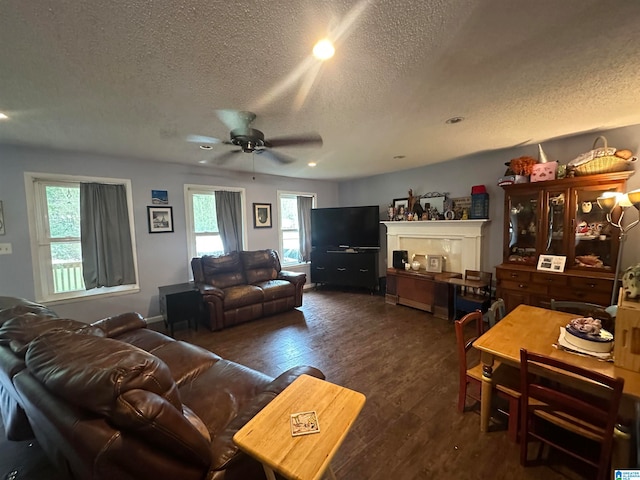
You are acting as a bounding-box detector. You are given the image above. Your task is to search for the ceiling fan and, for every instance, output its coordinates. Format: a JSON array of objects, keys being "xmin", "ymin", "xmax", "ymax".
[{"xmin": 187, "ymin": 110, "xmax": 323, "ymax": 165}]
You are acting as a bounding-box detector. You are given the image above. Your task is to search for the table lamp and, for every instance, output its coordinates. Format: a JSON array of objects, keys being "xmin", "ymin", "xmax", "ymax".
[{"xmin": 597, "ymin": 188, "xmax": 640, "ymax": 305}]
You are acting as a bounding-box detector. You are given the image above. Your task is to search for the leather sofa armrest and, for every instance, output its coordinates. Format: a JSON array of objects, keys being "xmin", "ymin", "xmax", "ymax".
[
  {"xmin": 196, "ymin": 283, "xmax": 225, "ymax": 300},
  {"xmin": 277, "ymin": 270, "xmax": 306, "ymax": 287},
  {"xmin": 90, "ymin": 312, "xmax": 147, "ymax": 338},
  {"xmin": 264, "ymin": 365, "xmax": 325, "ymax": 395}
]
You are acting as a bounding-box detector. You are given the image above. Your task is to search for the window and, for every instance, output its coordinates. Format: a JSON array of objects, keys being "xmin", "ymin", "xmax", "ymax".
[
  {"xmin": 185, "ymin": 185, "xmax": 246, "ymax": 262},
  {"xmin": 278, "ymin": 191, "xmax": 316, "ymax": 265},
  {"xmin": 25, "ymin": 173, "xmax": 139, "ymax": 303}
]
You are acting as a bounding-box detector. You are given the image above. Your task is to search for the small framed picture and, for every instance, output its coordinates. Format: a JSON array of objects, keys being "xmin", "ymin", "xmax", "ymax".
[
  {"xmin": 427, "ymin": 255, "xmax": 443, "ymax": 273},
  {"xmin": 393, "ymin": 198, "xmax": 409, "ymax": 210},
  {"xmin": 537, "ymin": 254, "xmax": 566, "ymax": 272},
  {"xmin": 151, "ymin": 190, "xmax": 168, "ymax": 204},
  {"xmin": 253, "ymin": 203, "xmax": 272, "ymax": 228},
  {"xmin": 147, "ymin": 206, "xmax": 174, "ymax": 233}
]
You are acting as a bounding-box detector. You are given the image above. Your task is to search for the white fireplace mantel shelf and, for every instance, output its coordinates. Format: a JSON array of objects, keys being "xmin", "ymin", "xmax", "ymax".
[{"xmin": 381, "ymin": 219, "xmax": 490, "ymax": 274}]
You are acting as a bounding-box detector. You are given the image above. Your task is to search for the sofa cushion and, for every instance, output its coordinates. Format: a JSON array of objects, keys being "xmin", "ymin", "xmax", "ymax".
[
  {"xmin": 241, "ymin": 249, "xmax": 280, "ymax": 284},
  {"xmin": 0, "ymin": 313, "xmax": 101, "ymax": 358},
  {"xmin": 151, "ymin": 341, "xmax": 222, "ymax": 386},
  {"xmin": 0, "ymin": 297, "xmax": 58, "ymax": 326},
  {"xmin": 201, "ymin": 252, "xmax": 246, "ymax": 289},
  {"xmin": 254, "ymin": 279, "xmax": 295, "ymax": 301},
  {"xmin": 223, "ymin": 285, "xmax": 264, "ymax": 310},
  {"xmin": 25, "ymin": 331, "xmax": 182, "ymax": 412}
]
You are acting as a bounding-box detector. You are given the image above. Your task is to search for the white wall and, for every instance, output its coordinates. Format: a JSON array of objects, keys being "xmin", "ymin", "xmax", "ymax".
[
  {"xmin": 338, "ymin": 124, "xmax": 640, "ymax": 276},
  {"xmin": 0, "ymin": 145, "xmax": 339, "ymax": 321}
]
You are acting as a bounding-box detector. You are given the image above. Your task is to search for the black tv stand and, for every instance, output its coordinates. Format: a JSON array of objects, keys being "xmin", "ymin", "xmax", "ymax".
[{"xmin": 310, "ymin": 249, "xmax": 379, "ymax": 292}]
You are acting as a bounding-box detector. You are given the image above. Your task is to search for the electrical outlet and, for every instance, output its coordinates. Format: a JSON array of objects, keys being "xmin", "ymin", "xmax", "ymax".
[{"xmin": 0, "ymin": 243, "xmax": 12, "ymax": 255}]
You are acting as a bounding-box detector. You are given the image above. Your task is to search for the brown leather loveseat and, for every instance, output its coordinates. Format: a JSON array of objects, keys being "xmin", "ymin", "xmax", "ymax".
[
  {"xmin": 0, "ymin": 296, "xmax": 324, "ymax": 480},
  {"xmin": 191, "ymin": 249, "xmax": 306, "ymax": 331}
]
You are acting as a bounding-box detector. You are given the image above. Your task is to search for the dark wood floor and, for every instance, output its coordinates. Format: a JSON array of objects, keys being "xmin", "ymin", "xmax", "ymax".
[
  {"xmin": 1, "ymin": 289, "xmax": 592, "ymax": 479},
  {"xmin": 173, "ymin": 288, "xmax": 588, "ymax": 480}
]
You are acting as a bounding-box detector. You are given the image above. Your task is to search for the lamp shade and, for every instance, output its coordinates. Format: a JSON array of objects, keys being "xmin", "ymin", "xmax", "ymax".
[
  {"xmin": 627, "ymin": 189, "xmax": 640, "ymax": 209},
  {"xmin": 597, "ymin": 192, "xmax": 621, "ymax": 212}
]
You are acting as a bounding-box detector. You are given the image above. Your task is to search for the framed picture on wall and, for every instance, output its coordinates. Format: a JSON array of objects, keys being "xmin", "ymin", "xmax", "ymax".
[
  {"xmin": 253, "ymin": 203, "xmax": 272, "ymax": 228},
  {"xmin": 147, "ymin": 206, "xmax": 174, "ymax": 233}
]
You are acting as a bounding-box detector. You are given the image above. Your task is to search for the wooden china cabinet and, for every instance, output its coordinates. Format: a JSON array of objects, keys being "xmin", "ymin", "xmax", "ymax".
[{"xmin": 496, "ymin": 171, "xmax": 634, "ymax": 313}]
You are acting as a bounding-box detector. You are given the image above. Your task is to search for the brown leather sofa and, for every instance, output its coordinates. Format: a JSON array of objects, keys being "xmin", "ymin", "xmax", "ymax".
[
  {"xmin": 0, "ymin": 296, "xmax": 324, "ymax": 480},
  {"xmin": 191, "ymin": 249, "xmax": 306, "ymax": 331}
]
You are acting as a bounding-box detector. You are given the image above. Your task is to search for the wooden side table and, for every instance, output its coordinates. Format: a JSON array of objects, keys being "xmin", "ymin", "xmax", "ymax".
[
  {"xmin": 158, "ymin": 282, "xmax": 202, "ymax": 336},
  {"xmin": 233, "ymin": 374, "xmax": 366, "ymax": 480}
]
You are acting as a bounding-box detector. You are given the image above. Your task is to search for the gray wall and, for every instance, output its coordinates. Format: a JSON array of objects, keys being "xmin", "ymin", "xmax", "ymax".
[
  {"xmin": 0, "ymin": 145, "xmax": 339, "ymax": 321},
  {"xmin": 2, "ymin": 124, "xmax": 639, "ymax": 320},
  {"xmin": 338, "ymin": 125, "xmax": 640, "ymax": 277}
]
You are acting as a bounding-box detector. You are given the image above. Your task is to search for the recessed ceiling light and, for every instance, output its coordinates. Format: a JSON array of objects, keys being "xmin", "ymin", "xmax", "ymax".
[
  {"xmin": 308, "ymin": 162, "xmax": 317, "ymax": 167},
  {"xmin": 445, "ymin": 116, "xmax": 464, "ymax": 124},
  {"xmin": 199, "ymin": 145, "xmax": 213, "ymax": 150},
  {"xmin": 0, "ymin": 113, "xmax": 8, "ymax": 120},
  {"xmin": 393, "ymin": 155, "xmax": 405, "ymax": 159},
  {"xmin": 198, "ymin": 159, "xmax": 208, "ymax": 164},
  {"xmin": 313, "ymin": 39, "xmax": 335, "ymax": 60}
]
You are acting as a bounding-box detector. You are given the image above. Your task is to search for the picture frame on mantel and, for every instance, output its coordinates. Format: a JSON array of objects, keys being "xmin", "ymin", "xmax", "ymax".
[
  {"xmin": 427, "ymin": 255, "xmax": 443, "ymax": 273},
  {"xmin": 253, "ymin": 203, "xmax": 272, "ymax": 228}
]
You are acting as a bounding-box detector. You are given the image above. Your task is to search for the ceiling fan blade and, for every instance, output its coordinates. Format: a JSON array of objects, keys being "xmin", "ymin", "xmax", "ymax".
[
  {"xmin": 215, "ymin": 109, "xmax": 255, "ymax": 131},
  {"xmin": 211, "ymin": 149, "xmax": 243, "ymax": 165},
  {"xmin": 187, "ymin": 134, "xmax": 223, "ymax": 144},
  {"xmin": 256, "ymin": 148, "xmax": 296, "ymax": 164},
  {"xmin": 265, "ymin": 133, "xmax": 323, "ymax": 148}
]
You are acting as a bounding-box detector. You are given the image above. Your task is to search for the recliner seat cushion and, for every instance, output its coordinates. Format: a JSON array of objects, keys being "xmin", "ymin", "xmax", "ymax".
[
  {"xmin": 222, "ymin": 285, "xmax": 264, "ymax": 310},
  {"xmin": 254, "ymin": 279, "xmax": 295, "ymax": 301}
]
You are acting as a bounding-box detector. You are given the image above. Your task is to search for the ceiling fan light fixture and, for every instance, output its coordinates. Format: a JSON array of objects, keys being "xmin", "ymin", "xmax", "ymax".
[
  {"xmin": 199, "ymin": 145, "xmax": 213, "ymax": 150},
  {"xmin": 445, "ymin": 116, "xmax": 464, "ymax": 124},
  {"xmin": 313, "ymin": 39, "xmax": 335, "ymax": 60}
]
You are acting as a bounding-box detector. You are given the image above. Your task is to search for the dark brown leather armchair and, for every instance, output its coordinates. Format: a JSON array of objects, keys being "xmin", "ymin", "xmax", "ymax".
[{"xmin": 192, "ymin": 249, "xmax": 306, "ymax": 331}]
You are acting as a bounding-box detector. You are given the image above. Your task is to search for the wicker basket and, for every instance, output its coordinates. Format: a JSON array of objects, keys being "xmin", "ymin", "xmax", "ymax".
[{"xmin": 571, "ymin": 136, "xmax": 636, "ymax": 176}]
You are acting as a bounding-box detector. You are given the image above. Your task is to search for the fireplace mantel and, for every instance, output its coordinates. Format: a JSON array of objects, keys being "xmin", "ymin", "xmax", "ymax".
[{"xmin": 381, "ymin": 220, "xmax": 490, "ymax": 274}]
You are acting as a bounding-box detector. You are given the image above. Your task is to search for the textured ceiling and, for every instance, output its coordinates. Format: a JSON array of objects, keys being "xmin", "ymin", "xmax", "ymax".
[{"xmin": 2, "ymin": 0, "xmax": 640, "ymax": 180}]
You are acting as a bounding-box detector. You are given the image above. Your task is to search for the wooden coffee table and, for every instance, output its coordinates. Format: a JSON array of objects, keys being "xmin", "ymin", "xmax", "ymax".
[{"xmin": 233, "ymin": 374, "xmax": 366, "ymax": 480}]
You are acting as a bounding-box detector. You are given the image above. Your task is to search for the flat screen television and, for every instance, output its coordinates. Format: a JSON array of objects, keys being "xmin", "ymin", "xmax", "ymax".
[{"xmin": 311, "ymin": 206, "xmax": 380, "ymax": 250}]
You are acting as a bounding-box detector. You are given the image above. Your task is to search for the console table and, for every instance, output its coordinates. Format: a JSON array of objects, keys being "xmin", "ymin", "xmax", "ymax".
[
  {"xmin": 310, "ymin": 249, "xmax": 379, "ymax": 292},
  {"xmin": 385, "ymin": 268, "xmax": 461, "ymax": 320}
]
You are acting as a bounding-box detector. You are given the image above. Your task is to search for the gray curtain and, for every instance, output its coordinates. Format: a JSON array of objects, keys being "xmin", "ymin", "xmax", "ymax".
[
  {"xmin": 215, "ymin": 190, "xmax": 243, "ymax": 253},
  {"xmin": 80, "ymin": 183, "xmax": 135, "ymax": 289},
  {"xmin": 297, "ymin": 195, "xmax": 313, "ymax": 262}
]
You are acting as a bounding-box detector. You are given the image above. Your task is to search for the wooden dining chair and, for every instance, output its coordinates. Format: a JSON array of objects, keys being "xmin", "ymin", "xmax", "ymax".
[
  {"xmin": 486, "ymin": 298, "xmax": 506, "ymax": 329},
  {"xmin": 549, "ymin": 299, "xmax": 614, "ymax": 333},
  {"xmin": 454, "ymin": 270, "xmax": 492, "ymax": 319},
  {"xmin": 455, "ymin": 310, "xmax": 520, "ymax": 442},
  {"xmin": 519, "ymin": 349, "xmax": 624, "ymax": 480}
]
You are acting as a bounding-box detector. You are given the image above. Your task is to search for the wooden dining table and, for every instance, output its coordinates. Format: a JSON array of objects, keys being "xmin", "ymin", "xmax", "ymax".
[{"xmin": 473, "ymin": 304, "xmax": 640, "ymax": 468}]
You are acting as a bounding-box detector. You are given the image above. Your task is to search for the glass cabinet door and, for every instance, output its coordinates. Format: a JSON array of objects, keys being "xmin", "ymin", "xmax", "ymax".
[
  {"xmin": 506, "ymin": 190, "xmax": 540, "ymax": 266},
  {"xmin": 543, "ymin": 189, "xmax": 568, "ymax": 256},
  {"xmin": 571, "ymin": 184, "xmax": 622, "ymax": 271}
]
